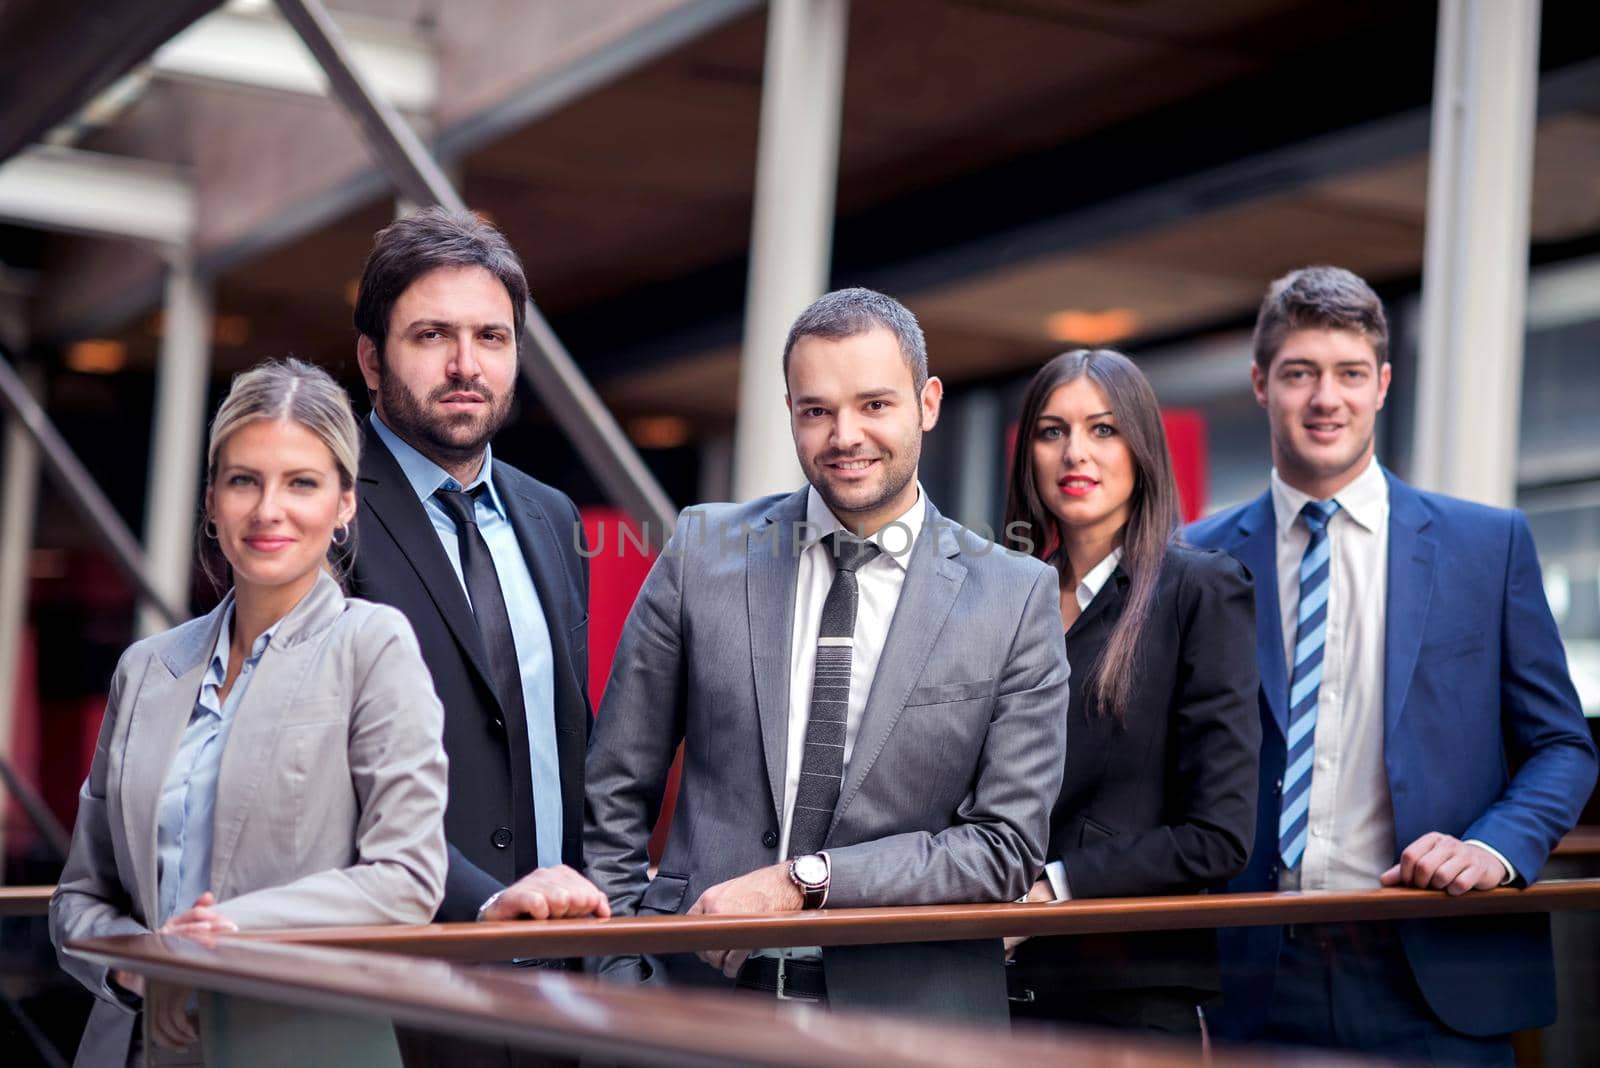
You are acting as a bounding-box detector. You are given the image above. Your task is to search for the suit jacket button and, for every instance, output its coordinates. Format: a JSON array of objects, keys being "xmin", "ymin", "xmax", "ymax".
[
  {"xmin": 762, "ymin": 830, "xmax": 779, "ymax": 849},
  {"xmin": 491, "ymin": 827, "xmax": 513, "ymax": 849}
]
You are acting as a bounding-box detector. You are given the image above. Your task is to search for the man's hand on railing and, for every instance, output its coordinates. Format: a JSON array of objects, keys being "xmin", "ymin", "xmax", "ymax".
[
  {"xmin": 686, "ymin": 863, "xmax": 803, "ymax": 977},
  {"xmin": 478, "ymin": 865, "xmax": 612, "ymax": 922},
  {"xmin": 1380, "ymin": 833, "xmax": 1510, "ymax": 896}
]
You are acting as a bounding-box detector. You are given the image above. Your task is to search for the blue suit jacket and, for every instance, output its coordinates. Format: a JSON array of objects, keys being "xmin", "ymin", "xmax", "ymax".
[{"xmin": 1185, "ymin": 469, "xmax": 1596, "ymax": 1038}]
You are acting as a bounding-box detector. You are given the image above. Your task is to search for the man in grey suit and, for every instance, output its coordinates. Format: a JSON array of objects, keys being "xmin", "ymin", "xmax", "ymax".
[{"xmin": 585, "ymin": 288, "xmax": 1070, "ymax": 1022}]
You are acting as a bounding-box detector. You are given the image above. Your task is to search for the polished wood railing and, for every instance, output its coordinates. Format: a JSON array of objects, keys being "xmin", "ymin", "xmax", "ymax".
[
  {"xmin": 0, "ymin": 884, "xmax": 52, "ymax": 915},
  {"xmin": 9, "ymin": 827, "xmax": 1597, "ymax": 920},
  {"xmin": 235, "ymin": 878, "xmax": 1600, "ymax": 961},
  {"xmin": 68, "ymin": 933, "xmax": 1383, "ymax": 1068},
  {"xmin": 62, "ymin": 879, "xmax": 1600, "ymax": 1067}
]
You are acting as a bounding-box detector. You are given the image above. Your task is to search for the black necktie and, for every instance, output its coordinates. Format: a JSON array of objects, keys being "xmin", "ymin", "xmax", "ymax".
[
  {"xmin": 788, "ymin": 532, "xmax": 880, "ymax": 858},
  {"xmin": 434, "ymin": 487, "xmax": 526, "ymax": 727}
]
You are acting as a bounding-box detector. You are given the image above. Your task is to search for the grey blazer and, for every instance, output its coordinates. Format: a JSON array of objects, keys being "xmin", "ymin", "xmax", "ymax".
[
  {"xmin": 585, "ymin": 489, "xmax": 1070, "ymax": 1022},
  {"xmin": 50, "ymin": 570, "xmax": 449, "ymax": 1066}
]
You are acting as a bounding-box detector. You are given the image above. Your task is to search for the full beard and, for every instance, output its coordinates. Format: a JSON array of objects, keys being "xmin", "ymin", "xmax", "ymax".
[{"xmin": 379, "ymin": 372, "xmax": 511, "ymax": 470}]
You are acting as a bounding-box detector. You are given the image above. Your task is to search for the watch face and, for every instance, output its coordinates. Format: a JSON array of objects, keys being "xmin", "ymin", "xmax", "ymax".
[{"xmin": 793, "ymin": 855, "xmax": 828, "ymax": 886}]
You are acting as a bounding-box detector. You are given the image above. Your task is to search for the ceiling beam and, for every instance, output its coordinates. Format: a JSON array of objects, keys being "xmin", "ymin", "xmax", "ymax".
[
  {"xmin": 151, "ymin": 2, "xmax": 437, "ymax": 113},
  {"xmin": 0, "ymin": 146, "xmax": 195, "ymax": 246}
]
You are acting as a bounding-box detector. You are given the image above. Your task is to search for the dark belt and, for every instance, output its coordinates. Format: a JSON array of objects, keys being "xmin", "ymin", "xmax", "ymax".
[{"xmin": 735, "ymin": 956, "xmax": 828, "ymax": 1001}]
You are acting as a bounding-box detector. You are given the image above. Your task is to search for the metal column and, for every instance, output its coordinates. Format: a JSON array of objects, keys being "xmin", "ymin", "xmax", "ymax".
[
  {"xmin": 732, "ymin": 0, "xmax": 849, "ymax": 501},
  {"xmin": 0, "ymin": 350, "xmax": 40, "ymax": 861},
  {"xmin": 276, "ymin": 0, "xmax": 675, "ymax": 533},
  {"xmin": 1412, "ymin": 0, "xmax": 1542, "ymax": 506},
  {"xmin": 138, "ymin": 254, "xmax": 213, "ymax": 636}
]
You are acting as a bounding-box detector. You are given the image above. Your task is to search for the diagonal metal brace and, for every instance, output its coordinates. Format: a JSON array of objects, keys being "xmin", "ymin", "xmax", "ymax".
[
  {"xmin": 276, "ymin": 0, "xmax": 678, "ymax": 533},
  {"xmin": 0, "ymin": 350, "xmax": 182, "ymax": 627}
]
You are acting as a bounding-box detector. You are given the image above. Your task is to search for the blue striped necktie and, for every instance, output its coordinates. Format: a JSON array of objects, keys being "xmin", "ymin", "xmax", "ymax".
[{"xmin": 1280, "ymin": 498, "xmax": 1340, "ymax": 871}]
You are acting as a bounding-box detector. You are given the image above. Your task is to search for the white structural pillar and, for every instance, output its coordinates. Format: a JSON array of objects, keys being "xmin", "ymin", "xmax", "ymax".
[
  {"xmin": 732, "ymin": 0, "xmax": 849, "ymax": 500},
  {"xmin": 1412, "ymin": 0, "xmax": 1541, "ymax": 506},
  {"xmin": 138, "ymin": 254, "xmax": 214, "ymax": 637}
]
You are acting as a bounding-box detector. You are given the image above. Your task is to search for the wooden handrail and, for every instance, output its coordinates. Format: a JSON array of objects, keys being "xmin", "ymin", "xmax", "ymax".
[
  {"xmin": 237, "ymin": 878, "xmax": 1600, "ymax": 962},
  {"xmin": 1554, "ymin": 826, "xmax": 1600, "ymax": 856},
  {"xmin": 0, "ymin": 885, "xmax": 52, "ymax": 916},
  {"xmin": 12, "ymin": 827, "xmax": 1597, "ymax": 921},
  {"xmin": 66, "ymin": 934, "xmax": 1385, "ymax": 1068}
]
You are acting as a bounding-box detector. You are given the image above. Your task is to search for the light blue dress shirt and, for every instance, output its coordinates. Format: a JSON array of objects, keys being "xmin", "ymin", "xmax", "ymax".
[
  {"xmin": 370, "ymin": 414, "xmax": 562, "ymax": 869},
  {"xmin": 155, "ymin": 605, "xmax": 278, "ymax": 924}
]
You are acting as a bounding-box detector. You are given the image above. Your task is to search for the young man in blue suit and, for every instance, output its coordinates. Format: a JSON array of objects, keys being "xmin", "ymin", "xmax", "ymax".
[{"xmin": 1186, "ymin": 265, "xmax": 1596, "ymax": 1064}]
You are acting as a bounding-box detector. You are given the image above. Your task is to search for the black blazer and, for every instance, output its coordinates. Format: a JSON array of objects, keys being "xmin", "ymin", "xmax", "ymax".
[
  {"xmin": 1011, "ymin": 543, "xmax": 1260, "ymax": 997},
  {"xmin": 350, "ymin": 422, "xmax": 592, "ymax": 921}
]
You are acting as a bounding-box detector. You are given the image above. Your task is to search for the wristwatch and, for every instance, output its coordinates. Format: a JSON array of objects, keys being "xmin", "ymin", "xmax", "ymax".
[{"xmin": 788, "ymin": 852, "xmax": 831, "ymax": 910}]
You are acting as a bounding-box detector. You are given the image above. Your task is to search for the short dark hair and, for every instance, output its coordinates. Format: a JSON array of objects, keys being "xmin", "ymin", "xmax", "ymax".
[
  {"xmin": 353, "ymin": 206, "xmax": 529, "ymax": 356},
  {"xmin": 782, "ymin": 287, "xmax": 929, "ymax": 392},
  {"xmin": 1253, "ymin": 265, "xmax": 1388, "ymax": 370}
]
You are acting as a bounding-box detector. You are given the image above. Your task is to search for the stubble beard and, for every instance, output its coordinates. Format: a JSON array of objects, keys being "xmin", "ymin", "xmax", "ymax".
[
  {"xmin": 378, "ymin": 371, "xmax": 511, "ymax": 472},
  {"xmin": 805, "ymin": 444, "xmax": 919, "ymax": 528}
]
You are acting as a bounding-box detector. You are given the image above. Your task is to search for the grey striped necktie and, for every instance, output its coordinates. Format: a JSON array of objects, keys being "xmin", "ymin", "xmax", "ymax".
[{"xmin": 788, "ymin": 532, "xmax": 880, "ymax": 857}]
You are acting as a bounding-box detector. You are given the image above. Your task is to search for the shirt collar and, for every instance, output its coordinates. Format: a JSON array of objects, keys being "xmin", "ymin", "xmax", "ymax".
[
  {"xmin": 1075, "ymin": 547, "xmax": 1123, "ymax": 611},
  {"xmin": 1270, "ymin": 455, "xmax": 1388, "ymax": 536},
  {"xmin": 204, "ymin": 603, "xmax": 282, "ymax": 688},
  {"xmin": 804, "ymin": 483, "xmax": 926, "ymax": 570},
  {"xmin": 369, "ymin": 412, "xmax": 505, "ymax": 517}
]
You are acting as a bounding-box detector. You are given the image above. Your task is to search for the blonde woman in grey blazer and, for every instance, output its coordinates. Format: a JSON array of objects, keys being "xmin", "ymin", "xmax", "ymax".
[{"xmin": 50, "ymin": 360, "xmax": 448, "ymax": 1066}]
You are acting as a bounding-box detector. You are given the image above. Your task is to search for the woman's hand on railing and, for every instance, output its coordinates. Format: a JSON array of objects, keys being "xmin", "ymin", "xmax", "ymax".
[
  {"xmin": 1004, "ymin": 878, "xmax": 1057, "ymax": 958},
  {"xmin": 146, "ymin": 980, "xmax": 198, "ymax": 1049},
  {"xmin": 160, "ymin": 891, "xmax": 239, "ymax": 942}
]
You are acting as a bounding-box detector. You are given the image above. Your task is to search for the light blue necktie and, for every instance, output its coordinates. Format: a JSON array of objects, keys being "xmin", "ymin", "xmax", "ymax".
[{"xmin": 1280, "ymin": 498, "xmax": 1340, "ymax": 870}]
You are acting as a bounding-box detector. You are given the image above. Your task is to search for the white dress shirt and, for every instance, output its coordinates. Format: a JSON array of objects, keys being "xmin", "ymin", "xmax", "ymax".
[
  {"xmin": 1271, "ymin": 457, "xmax": 1396, "ymax": 890},
  {"xmin": 778, "ymin": 485, "xmax": 926, "ymax": 858},
  {"xmin": 1272, "ymin": 458, "xmax": 1514, "ymax": 889},
  {"xmin": 1043, "ymin": 547, "xmax": 1122, "ymax": 901}
]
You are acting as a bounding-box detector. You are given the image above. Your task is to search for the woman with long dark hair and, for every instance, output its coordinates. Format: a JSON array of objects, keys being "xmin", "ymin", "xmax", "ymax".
[{"xmin": 1002, "ymin": 348, "xmax": 1260, "ymax": 1038}]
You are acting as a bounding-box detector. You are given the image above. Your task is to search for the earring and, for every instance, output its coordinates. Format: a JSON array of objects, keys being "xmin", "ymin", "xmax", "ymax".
[
  {"xmin": 204, "ymin": 519, "xmax": 218, "ymax": 539},
  {"xmin": 332, "ymin": 523, "xmax": 350, "ymax": 546}
]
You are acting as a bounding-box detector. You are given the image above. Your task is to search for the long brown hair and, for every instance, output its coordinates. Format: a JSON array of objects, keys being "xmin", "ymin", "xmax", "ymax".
[{"xmin": 1003, "ymin": 349, "xmax": 1181, "ymax": 720}]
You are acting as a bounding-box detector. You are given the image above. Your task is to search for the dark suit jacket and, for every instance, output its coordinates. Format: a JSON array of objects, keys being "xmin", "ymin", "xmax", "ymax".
[
  {"xmin": 1010, "ymin": 544, "xmax": 1260, "ymax": 1001},
  {"xmin": 350, "ymin": 421, "xmax": 592, "ymax": 921},
  {"xmin": 1186, "ymin": 469, "xmax": 1598, "ymax": 1038}
]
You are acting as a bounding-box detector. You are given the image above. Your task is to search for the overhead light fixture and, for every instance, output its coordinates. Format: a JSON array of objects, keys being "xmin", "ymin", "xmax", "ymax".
[
  {"xmin": 627, "ymin": 415, "xmax": 692, "ymax": 450},
  {"xmin": 145, "ymin": 312, "xmax": 251, "ymax": 345},
  {"xmin": 1045, "ymin": 308, "xmax": 1140, "ymax": 346},
  {"xmin": 66, "ymin": 339, "xmax": 127, "ymax": 374}
]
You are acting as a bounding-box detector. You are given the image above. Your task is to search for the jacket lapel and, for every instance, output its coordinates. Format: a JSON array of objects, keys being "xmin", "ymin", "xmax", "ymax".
[
  {"xmin": 1229, "ymin": 491, "xmax": 1289, "ymax": 738},
  {"xmin": 210, "ymin": 572, "xmax": 345, "ymax": 895},
  {"xmin": 357, "ymin": 424, "xmax": 497, "ymax": 697},
  {"xmin": 830, "ymin": 500, "xmax": 966, "ymax": 836},
  {"xmin": 1383, "ymin": 471, "xmax": 1435, "ymax": 739},
  {"xmin": 123, "ymin": 600, "xmax": 227, "ymax": 923},
  {"xmin": 748, "ymin": 489, "xmax": 807, "ymax": 822}
]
